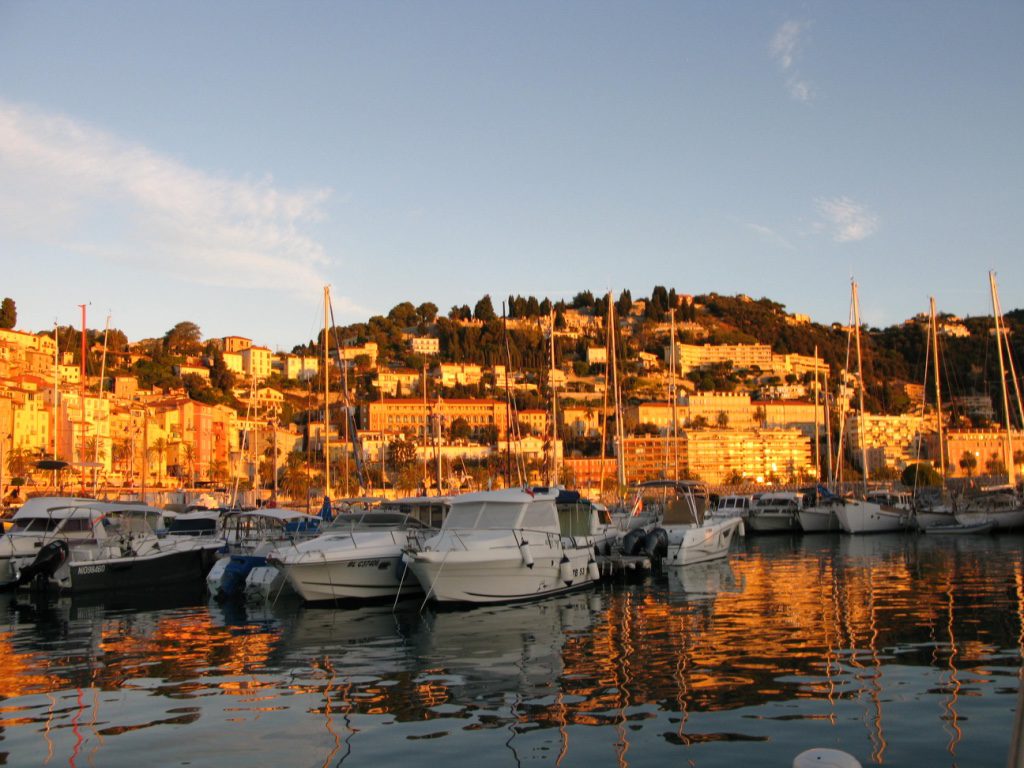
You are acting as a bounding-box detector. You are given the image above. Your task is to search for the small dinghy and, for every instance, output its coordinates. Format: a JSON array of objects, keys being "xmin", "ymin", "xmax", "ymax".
[{"xmin": 924, "ymin": 520, "xmax": 996, "ymax": 535}]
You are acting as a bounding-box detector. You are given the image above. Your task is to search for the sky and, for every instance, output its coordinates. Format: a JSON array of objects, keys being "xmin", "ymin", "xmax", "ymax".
[{"xmin": 1, "ymin": 1, "xmax": 1022, "ymax": 351}]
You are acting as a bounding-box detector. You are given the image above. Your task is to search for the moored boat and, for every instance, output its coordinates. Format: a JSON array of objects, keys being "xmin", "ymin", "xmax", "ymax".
[
  {"xmin": 269, "ymin": 497, "xmax": 449, "ymax": 603},
  {"xmin": 13, "ymin": 500, "xmax": 220, "ymax": 593},
  {"xmin": 622, "ymin": 480, "xmax": 744, "ymax": 566},
  {"xmin": 402, "ymin": 487, "xmax": 599, "ymax": 605},
  {"xmin": 746, "ymin": 491, "xmax": 802, "ymax": 534}
]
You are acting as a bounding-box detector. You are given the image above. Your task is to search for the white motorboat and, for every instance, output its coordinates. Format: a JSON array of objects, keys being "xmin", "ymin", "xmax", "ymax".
[
  {"xmin": 269, "ymin": 497, "xmax": 449, "ymax": 603},
  {"xmin": 0, "ymin": 496, "xmax": 110, "ymax": 586},
  {"xmin": 402, "ymin": 487, "xmax": 599, "ymax": 605},
  {"xmin": 206, "ymin": 507, "xmax": 323, "ymax": 601},
  {"xmin": 621, "ymin": 480, "xmax": 744, "ymax": 566},
  {"xmin": 12, "ymin": 500, "xmax": 220, "ymax": 593},
  {"xmin": 710, "ymin": 494, "xmax": 752, "ymax": 521},
  {"xmin": 746, "ymin": 491, "xmax": 803, "ymax": 534}
]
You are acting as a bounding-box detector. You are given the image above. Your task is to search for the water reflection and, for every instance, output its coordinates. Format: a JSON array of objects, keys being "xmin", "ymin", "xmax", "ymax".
[{"xmin": 0, "ymin": 534, "xmax": 1021, "ymax": 766}]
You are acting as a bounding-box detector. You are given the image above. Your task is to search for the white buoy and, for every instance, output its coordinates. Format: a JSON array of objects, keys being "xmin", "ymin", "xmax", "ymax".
[
  {"xmin": 792, "ymin": 748, "xmax": 862, "ymax": 768},
  {"xmin": 519, "ymin": 541, "xmax": 534, "ymax": 568},
  {"xmin": 587, "ymin": 559, "xmax": 600, "ymax": 581}
]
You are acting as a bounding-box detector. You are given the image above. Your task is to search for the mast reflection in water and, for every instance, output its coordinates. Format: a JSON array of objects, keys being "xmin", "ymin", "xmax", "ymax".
[{"xmin": 1, "ymin": 533, "xmax": 1021, "ymax": 766}]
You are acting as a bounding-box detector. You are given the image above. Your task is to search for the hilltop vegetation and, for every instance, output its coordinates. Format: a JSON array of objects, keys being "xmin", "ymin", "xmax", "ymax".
[{"xmin": 12, "ymin": 287, "xmax": 1024, "ymax": 427}]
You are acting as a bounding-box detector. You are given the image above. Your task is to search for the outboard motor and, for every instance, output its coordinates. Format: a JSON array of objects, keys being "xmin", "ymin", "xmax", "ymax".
[
  {"xmin": 16, "ymin": 540, "xmax": 70, "ymax": 588},
  {"xmin": 620, "ymin": 528, "xmax": 646, "ymax": 556},
  {"xmin": 217, "ymin": 555, "xmax": 262, "ymax": 601},
  {"xmin": 643, "ymin": 527, "xmax": 668, "ymax": 559}
]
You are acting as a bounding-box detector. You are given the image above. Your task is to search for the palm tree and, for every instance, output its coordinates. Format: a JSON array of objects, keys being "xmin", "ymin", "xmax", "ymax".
[
  {"xmin": 150, "ymin": 438, "xmax": 168, "ymax": 485},
  {"xmin": 182, "ymin": 443, "xmax": 196, "ymax": 486}
]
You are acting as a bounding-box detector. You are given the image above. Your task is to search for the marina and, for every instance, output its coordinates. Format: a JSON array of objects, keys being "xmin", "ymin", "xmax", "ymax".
[{"xmin": 1, "ymin": 531, "xmax": 1022, "ymax": 767}]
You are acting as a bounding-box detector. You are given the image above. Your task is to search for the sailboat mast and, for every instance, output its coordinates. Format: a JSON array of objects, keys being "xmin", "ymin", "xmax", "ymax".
[
  {"xmin": 549, "ymin": 310, "xmax": 559, "ymax": 486},
  {"xmin": 824, "ymin": 367, "xmax": 833, "ymax": 485},
  {"xmin": 670, "ymin": 307, "xmax": 678, "ymax": 482},
  {"xmin": 608, "ymin": 293, "xmax": 626, "ymax": 492},
  {"xmin": 94, "ymin": 313, "xmax": 111, "ymax": 496},
  {"xmin": 813, "ymin": 347, "xmax": 821, "ymax": 483},
  {"xmin": 929, "ymin": 297, "xmax": 946, "ymax": 478},
  {"xmin": 989, "ymin": 271, "xmax": 1016, "ymax": 484},
  {"xmin": 851, "ymin": 281, "xmax": 870, "ymax": 493},
  {"xmin": 79, "ymin": 303, "xmax": 87, "ymax": 495},
  {"xmin": 323, "ymin": 285, "xmax": 331, "ymax": 498}
]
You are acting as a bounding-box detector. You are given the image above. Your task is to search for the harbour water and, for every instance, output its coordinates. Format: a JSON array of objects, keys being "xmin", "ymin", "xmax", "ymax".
[{"xmin": 2, "ymin": 532, "xmax": 1022, "ymax": 767}]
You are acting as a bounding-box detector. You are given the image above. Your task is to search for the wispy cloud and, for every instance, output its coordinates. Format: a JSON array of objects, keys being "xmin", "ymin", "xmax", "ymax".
[
  {"xmin": 0, "ymin": 99, "xmax": 333, "ymax": 297},
  {"xmin": 743, "ymin": 221, "xmax": 795, "ymax": 250},
  {"xmin": 815, "ymin": 197, "xmax": 879, "ymax": 242},
  {"xmin": 770, "ymin": 20, "xmax": 813, "ymax": 102}
]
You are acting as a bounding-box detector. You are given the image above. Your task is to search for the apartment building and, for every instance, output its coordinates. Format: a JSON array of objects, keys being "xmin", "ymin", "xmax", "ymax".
[
  {"xmin": 846, "ymin": 412, "xmax": 930, "ymax": 473},
  {"xmin": 222, "ymin": 336, "xmax": 252, "ymax": 353},
  {"xmin": 278, "ymin": 353, "xmax": 319, "ymax": 382},
  {"xmin": 437, "ymin": 363, "xmax": 483, "ymax": 388},
  {"xmin": 365, "ymin": 398, "xmax": 507, "ymax": 439},
  {"xmin": 560, "ymin": 405, "xmax": 603, "ymax": 438},
  {"xmin": 240, "ymin": 346, "xmax": 273, "ymax": 382},
  {"xmin": 620, "ymin": 435, "xmax": 688, "ymax": 483},
  {"xmin": 943, "ymin": 429, "xmax": 1024, "ymax": 479},
  {"xmin": 374, "ymin": 368, "xmax": 422, "ymax": 397},
  {"xmin": 410, "ymin": 336, "xmax": 440, "ymax": 356},
  {"xmin": 685, "ymin": 428, "xmax": 812, "ymax": 485}
]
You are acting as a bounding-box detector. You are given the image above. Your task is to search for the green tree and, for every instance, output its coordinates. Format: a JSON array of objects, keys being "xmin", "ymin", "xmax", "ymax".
[
  {"xmin": 280, "ymin": 452, "xmax": 311, "ymax": 503},
  {"xmin": 959, "ymin": 451, "xmax": 978, "ymax": 478},
  {"xmin": 474, "ymin": 295, "xmax": 496, "ymax": 322},
  {"xmin": 985, "ymin": 452, "xmax": 1006, "ymax": 477},
  {"xmin": 386, "ymin": 437, "xmax": 418, "ymax": 474},
  {"xmin": 416, "ymin": 302, "xmax": 439, "ymax": 325},
  {"xmin": 164, "ymin": 321, "xmax": 203, "ymax": 355},
  {"xmin": 901, "ymin": 462, "xmax": 942, "ymax": 488},
  {"xmin": 0, "ymin": 298, "xmax": 16, "ymax": 329},
  {"xmin": 450, "ymin": 417, "xmax": 472, "ymax": 441}
]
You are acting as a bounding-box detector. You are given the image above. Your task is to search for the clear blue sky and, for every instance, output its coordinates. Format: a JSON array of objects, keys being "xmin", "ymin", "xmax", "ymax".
[{"xmin": 2, "ymin": 1, "xmax": 1021, "ymax": 351}]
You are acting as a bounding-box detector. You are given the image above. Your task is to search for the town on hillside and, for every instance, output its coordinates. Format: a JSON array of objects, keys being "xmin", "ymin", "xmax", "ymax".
[{"xmin": 0, "ymin": 288, "xmax": 1021, "ymax": 509}]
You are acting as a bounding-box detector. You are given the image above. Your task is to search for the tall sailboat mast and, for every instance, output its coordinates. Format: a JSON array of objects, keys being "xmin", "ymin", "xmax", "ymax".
[
  {"xmin": 608, "ymin": 293, "xmax": 626, "ymax": 493},
  {"xmin": 670, "ymin": 307, "xmax": 678, "ymax": 482},
  {"xmin": 323, "ymin": 285, "xmax": 331, "ymax": 498},
  {"xmin": 929, "ymin": 297, "xmax": 946, "ymax": 479},
  {"xmin": 813, "ymin": 347, "xmax": 821, "ymax": 483},
  {"xmin": 989, "ymin": 271, "xmax": 1016, "ymax": 484},
  {"xmin": 79, "ymin": 303, "xmax": 87, "ymax": 494},
  {"xmin": 549, "ymin": 309, "xmax": 559, "ymax": 486},
  {"xmin": 851, "ymin": 280, "xmax": 870, "ymax": 493}
]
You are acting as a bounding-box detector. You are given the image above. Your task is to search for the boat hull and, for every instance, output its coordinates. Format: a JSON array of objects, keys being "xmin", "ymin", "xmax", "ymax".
[
  {"xmin": 277, "ymin": 550, "xmax": 415, "ymax": 602},
  {"xmin": 835, "ymin": 500, "xmax": 907, "ymax": 534},
  {"xmin": 67, "ymin": 542, "xmax": 217, "ymax": 593},
  {"xmin": 954, "ymin": 508, "xmax": 1024, "ymax": 531},
  {"xmin": 664, "ymin": 518, "xmax": 743, "ymax": 566},
  {"xmin": 405, "ymin": 544, "xmax": 595, "ymax": 605},
  {"xmin": 796, "ymin": 508, "xmax": 839, "ymax": 533},
  {"xmin": 746, "ymin": 511, "xmax": 798, "ymax": 534}
]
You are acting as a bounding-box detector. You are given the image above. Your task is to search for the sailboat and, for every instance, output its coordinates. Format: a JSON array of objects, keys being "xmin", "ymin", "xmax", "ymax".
[
  {"xmin": 797, "ymin": 348, "xmax": 843, "ymax": 532},
  {"xmin": 954, "ymin": 272, "xmax": 1024, "ymax": 530},
  {"xmin": 834, "ymin": 281, "xmax": 909, "ymax": 534},
  {"xmin": 913, "ymin": 297, "xmax": 961, "ymax": 530}
]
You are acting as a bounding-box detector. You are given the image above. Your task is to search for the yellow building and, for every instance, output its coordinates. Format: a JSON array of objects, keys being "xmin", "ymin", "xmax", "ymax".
[
  {"xmin": 240, "ymin": 346, "xmax": 273, "ymax": 382},
  {"xmin": 685, "ymin": 428, "xmax": 812, "ymax": 485},
  {"xmin": 366, "ymin": 398, "xmax": 507, "ymax": 439},
  {"xmin": 943, "ymin": 429, "xmax": 1024, "ymax": 480},
  {"xmin": 847, "ymin": 412, "xmax": 930, "ymax": 473}
]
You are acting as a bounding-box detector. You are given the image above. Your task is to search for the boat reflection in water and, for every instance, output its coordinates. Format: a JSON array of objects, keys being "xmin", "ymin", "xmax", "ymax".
[{"xmin": 0, "ymin": 533, "xmax": 1022, "ymax": 767}]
